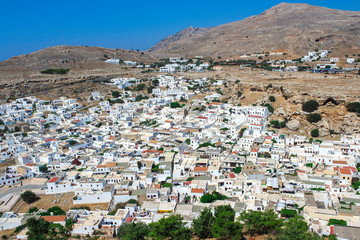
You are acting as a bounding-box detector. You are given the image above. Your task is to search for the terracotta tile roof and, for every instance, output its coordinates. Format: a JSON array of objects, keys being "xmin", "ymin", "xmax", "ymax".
[
  {"xmin": 191, "ymin": 188, "xmax": 204, "ymax": 194},
  {"xmin": 125, "ymin": 217, "xmax": 133, "ymax": 223},
  {"xmin": 105, "ymin": 162, "xmax": 116, "ymax": 168},
  {"xmin": 41, "ymin": 215, "xmax": 66, "ymax": 222},
  {"xmin": 340, "ymin": 168, "xmax": 352, "ymax": 175},
  {"xmin": 194, "ymin": 167, "xmax": 208, "ymax": 172},
  {"xmin": 48, "ymin": 177, "xmax": 60, "ymax": 183},
  {"xmin": 248, "ymin": 115, "xmax": 262, "ymax": 118},
  {"xmin": 229, "ymin": 173, "xmax": 236, "ymax": 178},
  {"xmin": 333, "ymin": 160, "xmax": 347, "ymax": 165},
  {"xmin": 44, "ymin": 138, "xmax": 55, "ymax": 142},
  {"xmin": 344, "ymin": 166, "xmax": 357, "ymax": 173}
]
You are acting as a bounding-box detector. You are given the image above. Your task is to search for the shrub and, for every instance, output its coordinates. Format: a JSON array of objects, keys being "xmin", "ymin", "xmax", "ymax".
[
  {"xmin": 28, "ymin": 206, "xmax": 38, "ymax": 213},
  {"xmin": 328, "ymin": 219, "xmax": 347, "ymax": 226},
  {"xmin": 269, "ymin": 96, "xmax": 276, "ymax": 102},
  {"xmin": 263, "ymin": 104, "xmax": 274, "ymax": 113},
  {"xmin": 347, "ymin": 102, "xmax": 360, "ymax": 113},
  {"xmin": 281, "ymin": 209, "xmax": 297, "ymax": 218},
  {"xmin": 136, "ymin": 83, "xmax": 146, "ymax": 91},
  {"xmin": 200, "ymin": 191, "xmax": 228, "ymax": 203},
  {"xmin": 233, "ymin": 167, "xmax": 242, "ymax": 173},
  {"xmin": 302, "ymin": 100, "xmax": 319, "ymax": 113},
  {"xmin": 112, "ymin": 91, "xmax": 120, "ymax": 98},
  {"xmin": 41, "ymin": 68, "xmax": 69, "ymax": 74},
  {"xmin": 307, "ymin": 113, "xmax": 322, "ymax": 123},
  {"xmin": 311, "ymin": 129, "xmax": 319, "ymax": 137},
  {"xmin": 170, "ymin": 102, "xmax": 181, "ymax": 108}
]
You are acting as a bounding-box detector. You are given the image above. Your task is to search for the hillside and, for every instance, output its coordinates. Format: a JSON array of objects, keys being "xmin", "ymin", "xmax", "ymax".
[
  {"xmin": 0, "ymin": 45, "xmax": 156, "ymax": 70},
  {"xmin": 0, "ymin": 45, "xmax": 157, "ymax": 98},
  {"xmin": 148, "ymin": 2, "xmax": 360, "ymax": 57}
]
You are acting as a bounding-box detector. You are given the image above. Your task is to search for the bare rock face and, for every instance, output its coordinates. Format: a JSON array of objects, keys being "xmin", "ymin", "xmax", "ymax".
[
  {"xmin": 148, "ymin": 3, "xmax": 360, "ymax": 57},
  {"xmin": 319, "ymin": 128, "xmax": 330, "ymax": 137},
  {"xmin": 291, "ymin": 95, "xmax": 305, "ymax": 105},
  {"xmin": 315, "ymin": 119, "xmax": 330, "ymax": 129},
  {"xmin": 286, "ymin": 119, "xmax": 300, "ymax": 131},
  {"xmin": 341, "ymin": 113, "xmax": 360, "ymax": 134},
  {"xmin": 275, "ymin": 107, "xmax": 286, "ymax": 117}
]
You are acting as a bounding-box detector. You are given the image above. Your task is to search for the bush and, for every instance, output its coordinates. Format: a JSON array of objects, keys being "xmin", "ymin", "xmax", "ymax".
[
  {"xmin": 200, "ymin": 191, "xmax": 228, "ymax": 203},
  {"xmin": 40, "ymin": 206, "xmax": 66, "ymax": 216},
  {"xmin": 41, "ymin": 68, "xmax": 69, "ymax": 74},
  {"xmin": 281, "ymin": 209, "xmax": 298, "ymax": 218},
  {"xmin": 170, "ymin": 102, "xmax": 181, "ymax": 108},
  {"xmin": 136, "ymin": 83, "xmax": 146, "ymax": 91},
  {"xmin": 307, "ymin": 113, "xmax": 322, "ymax": 123},
  {"xmin": 263, "ymin": 104, "xmax": 274, "ymax": 113},
  {"xmin": 149, "ymin": 215, "xmax": 192, "ymax": 240},
  {"xmin": 269, "ymin": 96, "xmax": 276, "ymax": 102},
  {"xmin": 347, "ymin": 102, "xmax": 360, "ymax": 113},
  {"xmin": 112, "ymin": 91, "xmax": 120, "ymax": 98},
  {"xmin": 28, "ymin": 206, "xmax": 38, "ymax": 213},
  {"xmin": 233, "ymin": 167, "xmax": 242, "ymax": 173},
  {"xmin": 14, "ymin": 224, "xmax": 26, "ymax": 233},
  {"xmin": 352, "ymin": 181, "xmax": 360, "ymax": 190},
  {"xmin": 328, "ymin": 219, "xmax": 347, "ymax": 226},
  {"xmin": 311, "ymin": 129, "xmax": 319, "ymax": 137},
  {"xmin": 302, "ymin": 100, "xmax": 319, "ymax": 112}
]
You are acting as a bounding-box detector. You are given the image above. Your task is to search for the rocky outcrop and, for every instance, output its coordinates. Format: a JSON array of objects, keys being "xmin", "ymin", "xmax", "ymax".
[{"xmin": 286, "ymin": 120, "xmax": 300, "ymax": 131}]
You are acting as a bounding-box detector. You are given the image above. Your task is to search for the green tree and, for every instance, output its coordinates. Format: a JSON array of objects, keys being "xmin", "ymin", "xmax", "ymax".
[
  {"xmin": 192, "ymin": 207, "xmax": 215, "ymax": 239},
  {"xmin": 280, "ymin": 209, "xmax": 297, "ymax": 218},
  {"xmin": 147, "ymin": 86, "xmax": 154, "ymax": 93},
  {"xmin": 234, "ymin": 167, "xmax": 242, "ymax": 173},
  {"xmin": 200, "ymin": 191, "xmax": 228, "ymax": 203},
  {"xmin": 152, "ymin": 79, "xmax": 159, "ymax": 86},
  {"xmin": 269, "ymin": 96, "xmax": 276, "ymax": 102},
  {"xmin": 212, "ymin": 205, "xmax": 243, "ymax": 240},
  {"xmin": 117, "ymin": 222, "xmax": 149, "ymax": 240},
  {"xmin": 39, "ymin": 165, "xmax": 48, "ymax": 173},
  {"xmin": 311, "ymin": 129, "xmax": 319, "ymax": 137},
  {"xmin": 347, "ymin": 102, "xmax": 360, "ymax": 114},
  {"xmin": 170, "ymin": 102, "xmax": 181, "ymax": 108},
  {"xmin": 20, "ymin": 190, "xmax": 37, "ymax": 204},
  {"xmin": 263, "ymin": 104, "xmax": 274, "ymax": 113},
  {"xmin": 112, "ymin": 91, "xmax": 120, "ymax": 98},
  {"xmin": 65, "ymin": 218, "xmax": 75, "ymax": 229},
  {"xmin": 239, "ymin": 210, "xmax": 283, "ymax": 236},
  {"xmin": 41, "ymin": 206, "xmax": 66, "ymax": 216},
  {"xmin": 307, "ymin": 113, "xmax": 322, "ymax": 123},
  {"xmin": 302, "ymin": 100, "xmax": 319, "ymax": 113},
  {"xmin": 26, "ymin": 217, "xmax": 50, "ymax": 240},
  {"xmin": 275, "ymin": 216, "xmax": 320, "ymax": 240},
  {"xmin": 149, "ymin": 215, "xmax": 191, "ymax": 240},
  {"xmin": 28, "ymin": 206, "xmax": 38, "ymax": 214},
  {"xmin": 136, "ymin": 84, "xmax": 146, "ymax": 91}
]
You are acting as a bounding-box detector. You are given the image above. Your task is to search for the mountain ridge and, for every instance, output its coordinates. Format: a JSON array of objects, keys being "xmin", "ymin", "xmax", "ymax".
[{"xmin": 147, "ymin": 2, "xmax": 360, "ymax": 57}]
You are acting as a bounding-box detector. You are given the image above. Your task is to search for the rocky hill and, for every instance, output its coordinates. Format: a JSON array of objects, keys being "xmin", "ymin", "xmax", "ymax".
[
  {"xmin": 148, "ymin": 2, "xmax": 360, "ymax": 57},
  {"xmin": 0, "ymin": 45, "xmax": 156, "ymax": 70},
  {"xmin": 0, "ymin": 45, "xmax": 157, "ymax": 98}
]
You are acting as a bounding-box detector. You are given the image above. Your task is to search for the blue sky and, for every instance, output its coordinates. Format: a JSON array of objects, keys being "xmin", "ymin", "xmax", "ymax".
[{"xmin": 0, "ymin": 0, "xmax": 359, "ymax": 61}]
